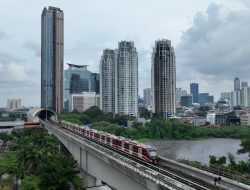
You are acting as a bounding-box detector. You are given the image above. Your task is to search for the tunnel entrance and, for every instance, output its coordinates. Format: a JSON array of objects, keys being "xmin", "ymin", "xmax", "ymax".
[{"xmin": 27, "ymin": 108, "xmax": 57, "ymax": 122}]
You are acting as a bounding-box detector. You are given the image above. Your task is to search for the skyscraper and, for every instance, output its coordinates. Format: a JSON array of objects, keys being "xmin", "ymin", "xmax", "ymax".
[
  {"xmin": 41, "ymin": 6, "xmax": 64, "ymax": 114},
  {"xmin": 241, "ymin": 81, "xmax": 248, "ymax": 88},
  {"xmin": 115, "ymin": 41, "xmax": 138, "ymax": 116},
  {"xmin": 234, "ymin": 77, "xmax": 240, "ymax": 91},
  {"xmin": 190, "ymin": 83, "xmax": 199, "ymax": 103},
  {"xmin": 100, "ymin": 42, "xmax": 138, "ymax": 116},
  {"xmin": 64, "ymin": 63, "xmax": 91, "ymax": 110},
  {"xmin": 143, "ymin": 88, "xmax": 152, "ymax": 108},
  {"xmin": 152, "ymin": 39, "xmax": 176, "ymax": 118},
  {"xmin": 100, "ymin": 49, "xmax": 116, "ymax": 113},
  {"xmin": 91, "ymin": 73, "xmax": 100, "ymax": 94}
]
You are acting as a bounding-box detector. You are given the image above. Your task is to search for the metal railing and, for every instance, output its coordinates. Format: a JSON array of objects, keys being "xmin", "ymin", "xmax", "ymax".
[{"xmin": 178, "ymin": 159, "xmax": 250, "ymax": 185}]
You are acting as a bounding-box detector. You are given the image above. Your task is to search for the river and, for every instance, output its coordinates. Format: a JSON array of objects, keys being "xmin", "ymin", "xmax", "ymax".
[{"xmin": 145, "ymin": 138, "xmax": 249, "ymax": 164}]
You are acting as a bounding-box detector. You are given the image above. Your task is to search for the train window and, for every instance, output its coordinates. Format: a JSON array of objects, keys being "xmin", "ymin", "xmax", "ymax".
[
  {"xmin": 101, "ymin": 136, "xmax": 105, "ymax": 140},
  {"xmin": 142, "ymin": 149, "xmax": 148, "ymax": 156},
  {"xmin": 94, "ymin": 133, "xmax": 100, "ymax": 139},
  {"xmin": 133, "ymin": 146, "xmax": 138, "ymax": 153},
  {"xmin": 124, "ymin": 143, "xmax": 129, "ymax": 150},
  {"xmin": 113, "ymin": 139, "xmax": 117, "ymax": 145},
  {"xmin": 107, "ymin": 137, "xmax": 110, "ymax": 142},
  {"xmin": 116, "ymin": 140, "xmax": 121, "ymax": 147}
]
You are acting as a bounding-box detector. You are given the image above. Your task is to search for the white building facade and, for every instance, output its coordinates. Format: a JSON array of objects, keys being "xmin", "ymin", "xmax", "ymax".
[
  {"xmin": 7, "ymin": 99, "xmax": 21, "ymax": 110},
  {"xmin": 100, "ymin": 41, "xmax": 138, "ymax": 117},
  {"xmin": 70, "ymin": 92, "xmax": 100, "ymax": 112}
]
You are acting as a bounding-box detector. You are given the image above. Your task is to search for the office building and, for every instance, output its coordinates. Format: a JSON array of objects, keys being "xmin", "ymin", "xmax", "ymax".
[
  {"xmin": 190, "ymin": 83, "xmax": 199, "ymax": 103},
  {"xmin": 152, "ymin": 39, "xmax": 176, "ymax": 118},
  {"xmin": 208, "ymin": 95, "xmax": 214, "ymax": 103},
  {"xmin": 241, "ymin": 81, "xmax": 248, "ymax": 88},
  {"xmin": 7, "ymin": 99, "xmax": 21, "ymax": 110},
  {"xmin": 100, "ymin": 49, "xmax": 116, "ymax": 113},
  {"xmin": 230, "ymin": 91, "xmax": 241, "ymax": 107},
  {"xmin": 41, "ymin": 6, "xmax": 64, "ymax": 114},
  {"xmin": 143, "ymin": 88, "xmax": 152, "ymax": 108},
  {"xmin": 91, "ymin": 73, "xmax": 100, "ymax": 94},
  {"xmin": 176, "ymin": 88, "xmax": 187, "ymax": 102},
  {"xmin": 234, "ymin": 77, "xmax": 240, "ymax": 91},
  {"xmin": 220, "ymin": 92, "xmax": 231, "ymax": 100},
  {"xmin": 180, "ymin": 95, "xmax": 193, "ymax": 107},
  {"xmin": 241, "ymin": 87, "xmax": 250, "ymax": 107},
  {"xmin": 70, "ymin": 92, "xmax": 100, "ymax": 112},
  {"xmin": 64, "ymin": 63, "xmax": 91, "ymax": 110},
  {"xmin": 198, "ymin": 93, "xmax": 209, "ymax": 105}
]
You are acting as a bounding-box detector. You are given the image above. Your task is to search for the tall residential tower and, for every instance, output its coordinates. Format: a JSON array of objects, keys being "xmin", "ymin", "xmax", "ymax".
[
  {"xmin": 41, "ymin": 6, "xmax": 64, "ymax": 114},
  {"xmin": 100, "ymin": 41, "xmax": 138, "ymax": 116},
  {"xmin": 100, "ymin": 49, "xmax": 116, "ymax": 113},
  {"xmin": 152, "ymin": 39, "xmax": 176, "ymax": 118}
]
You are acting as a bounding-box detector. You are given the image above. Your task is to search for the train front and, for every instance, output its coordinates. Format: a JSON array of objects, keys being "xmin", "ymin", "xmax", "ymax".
[{"xmin": 147, "ymin": 146, "xmax": 158, "ymax": 164}]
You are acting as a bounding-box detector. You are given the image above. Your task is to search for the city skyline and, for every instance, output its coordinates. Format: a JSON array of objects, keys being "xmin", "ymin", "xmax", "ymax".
[{"xmin": 1, "ymin": 0, "xmax": 250, "ymax": 106}]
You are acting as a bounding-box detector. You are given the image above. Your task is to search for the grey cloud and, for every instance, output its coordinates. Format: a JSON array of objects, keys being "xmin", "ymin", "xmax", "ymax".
[
  {"xmin": 22, "ymin": 41, "xmax": 41, "ymax": 57},
  {"xmin": 177, "ymin": 3, "xmax": 250, "ymax": 82},
  {"xmin": 0, "ymin": 30, "xmax": 7, "ymax": 40},
  {"xmin": 0, "ymin": 52, "xmax": 25, "ymax": 64}
]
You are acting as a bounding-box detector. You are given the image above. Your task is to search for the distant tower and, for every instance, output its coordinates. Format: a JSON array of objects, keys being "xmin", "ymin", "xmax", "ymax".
[
  {"xmin": 41, "ymin": 6, "xmax": 64, "ymax": 114},
  {"xmin": 190, "ymin": 83, "xmax": 199, "ymax": 103},
  {"xmin": 143, "ymin": 88, "xmax": 152, "ymax": 108},
  {"xmin": 152, "ymin": 39, "xmax": 176, "ymax": 118},
  {"xmin": 241, "ymin": 81, "xmax": 248, "ymax": 88},
  {"xmin": 234, "ymin": 77, "xmax": 240, "ymax": 91}
]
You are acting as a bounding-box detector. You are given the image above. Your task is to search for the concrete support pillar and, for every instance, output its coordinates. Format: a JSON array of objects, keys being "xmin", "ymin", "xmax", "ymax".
[{"xmin": 81, "ymin": 170, "xmax": 102, "ymax": 188}]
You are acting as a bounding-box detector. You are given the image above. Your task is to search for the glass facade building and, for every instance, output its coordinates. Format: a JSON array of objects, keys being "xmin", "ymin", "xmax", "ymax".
[
  {"xmin": 64, "ymin": 64, "xmax": 92, "ymax": 110},
  {"xmin": 41, "ymin": 6, "xmax": 64, "ymax": 114},
  {"xmin": 190, "ymin": 83, "xmax": 199, "ymax": 103}
]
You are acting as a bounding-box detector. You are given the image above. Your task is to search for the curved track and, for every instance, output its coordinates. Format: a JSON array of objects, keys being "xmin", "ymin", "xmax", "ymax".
[{"xmin": 43, "ymin": 120, "xmax": 223, "ymax": 190}]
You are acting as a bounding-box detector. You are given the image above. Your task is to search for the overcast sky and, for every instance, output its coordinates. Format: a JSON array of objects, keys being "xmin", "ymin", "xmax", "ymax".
[{"xmin": 0, "ymin": 0, "xmax": 250, "ymax": 107}]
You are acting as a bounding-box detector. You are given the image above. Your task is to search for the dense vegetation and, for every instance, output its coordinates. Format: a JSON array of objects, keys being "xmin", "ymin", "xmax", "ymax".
[
  {"xmin": 60, "ymin": 107, "xmax": 250, "ymax": 140},
  {"xmin": 0, "ymin": 129, "xmax": 81, "ymax": 190}
]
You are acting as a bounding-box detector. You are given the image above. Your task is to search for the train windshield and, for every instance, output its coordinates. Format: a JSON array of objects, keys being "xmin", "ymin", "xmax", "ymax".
[{"xmin": 148, "ymin": 147, "xmax": 157, "ymax": 157}]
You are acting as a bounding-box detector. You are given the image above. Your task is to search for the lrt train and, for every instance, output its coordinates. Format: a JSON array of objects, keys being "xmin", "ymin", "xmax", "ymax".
[{"xmin": 59, "ymin": 120, "xmax": 158, "ymax": 165}]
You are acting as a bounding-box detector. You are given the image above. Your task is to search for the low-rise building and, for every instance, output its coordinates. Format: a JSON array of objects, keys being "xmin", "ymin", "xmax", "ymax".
[
  {"xmin": 70, "ymin": 92, "xmax": 100, "ymax": 112},
  {"xmin": 206, "ymin": 113, "xmax": 216, "ymax": 125},
  {"xmin": 239, "ymin": 114, "xmax": 250, "ymax": 125},
  {"xmin": 215, "ymin": 111, "xmax": 240, "ymax": 126}
]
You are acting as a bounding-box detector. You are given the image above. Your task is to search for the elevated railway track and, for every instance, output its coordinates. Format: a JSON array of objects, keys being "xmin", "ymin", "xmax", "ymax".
[{"xmin": 42, "ymin": 119, "xmax": 227, "ymax": 190}]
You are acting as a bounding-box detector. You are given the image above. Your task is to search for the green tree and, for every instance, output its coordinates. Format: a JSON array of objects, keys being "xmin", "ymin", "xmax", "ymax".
[
  {"xmin": 84, "ymin": 106, "xmax": 102, "ymax": 122},
  {"xmin": 139, "ymin": 107, "xmax": 150, "ymax": 119},
  {"xmin": 20, "ymin": 176, "xmax": 40, "ymax": 190},
  {"xmin": 237, "ymin": 139, "xmax": 250, "ymax": 158},
  {"xmin": 39, "ymin": 154, "xmax": 78, "ymax": 190},
  {"xmin": 0, "ymin": 132, "xmax": 13, "ymax": 141}
]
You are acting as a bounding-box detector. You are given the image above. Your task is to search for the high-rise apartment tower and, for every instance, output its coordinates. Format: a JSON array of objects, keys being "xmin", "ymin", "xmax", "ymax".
[
  {"xmin": 152, "ymin": 39, "xmax": 176, "ymax": 118},
  {"xmin": 100, "ymin": 49, "xmax": 116, "ymax": 113},
  {"xmin": 100, "ymin": 41, "xmax": 138, "ymax": 116},
  {"xmin": 41, "ymin": 6, "xmax": 64, "ymax": 114}
]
